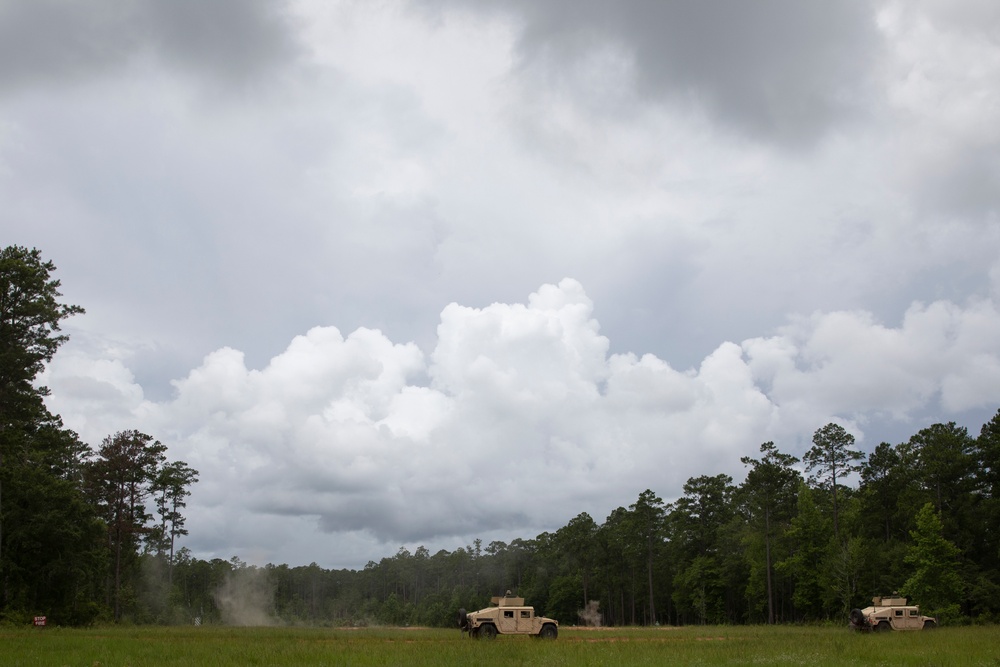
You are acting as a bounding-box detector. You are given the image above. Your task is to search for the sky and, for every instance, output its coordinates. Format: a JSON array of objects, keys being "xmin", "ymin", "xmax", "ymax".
[{"xmin": 3, "ymin": 0, "xmax": 1000, "ymax": 570}]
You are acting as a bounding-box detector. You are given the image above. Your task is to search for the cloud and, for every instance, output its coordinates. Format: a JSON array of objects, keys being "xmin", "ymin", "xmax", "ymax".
[
  {"xmin": 414, "ymin": 0, "xmax": 881, "ymax": 145},
  {"xmin": 744, "ymin": 298, "xmax": 1000, "ymax": 428},
  {"xmin": 10, "ymin": 0, "xmax": 1000, "ymax": 570},
  {"xmin": 144, "ymin": 0, "xmax": 299, "ymax": 83},
  {"xmin": 6, "ymin": 0, "xmax": 996, "ymax": 389},
  {"xmin": 878, "ymin": 0, "xmax": 1000, "ymax": 222},
  {"xmin": 0, "ymin": 0, "xmax": 298, "ymax": 93},
  {"xmin": 42, "ymin": 280, "xmax": 1000, "ymax": 567}
]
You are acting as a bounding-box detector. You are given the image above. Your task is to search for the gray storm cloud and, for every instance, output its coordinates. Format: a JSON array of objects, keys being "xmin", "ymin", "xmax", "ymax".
[
  {"xmin": 0, "ymin": 0, "xmax": 297, "ymax": 91},
  {"xmin": 8, "ymin": 0, "xmax": 1000, "ymax": 568},
  {"xmin": 415, "ymin": 0, "xmax": 880, "ymax": 145}
]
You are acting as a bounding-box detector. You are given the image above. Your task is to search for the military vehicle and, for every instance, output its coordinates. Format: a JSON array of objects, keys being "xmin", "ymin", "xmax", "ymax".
[
  {"xmin": 849, "ymin": 596, "xmax": 938, "ymax": 631},
  {"xmin": 458, "ymin": 592, "xmax": 559, "ymax": 639}
]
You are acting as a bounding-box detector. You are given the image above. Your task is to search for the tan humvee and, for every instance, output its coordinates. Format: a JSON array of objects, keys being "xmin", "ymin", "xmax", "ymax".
[
  {"xmin": 849, "ymin": 596, "xmax": 938, "ymax": 631},
  {"xmin": 458, "ymin": 592, "xmax": 559, "ymax": 639}
]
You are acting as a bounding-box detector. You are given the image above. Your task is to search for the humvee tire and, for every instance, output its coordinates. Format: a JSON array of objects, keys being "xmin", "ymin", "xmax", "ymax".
[
  {"xmin": 875, "ymin": 620, "xmax": 891, "ymax": 632},
  {"xmin": 539, "ymin": 624, "xmax": 558, "ymax": 639},
  {"xmin": 480, "ymin": 624, "xmax": 498, "ymax": 639},
  {"xmin": 923, "ymin": 620, "xmax": 937, "ymax": 629}
]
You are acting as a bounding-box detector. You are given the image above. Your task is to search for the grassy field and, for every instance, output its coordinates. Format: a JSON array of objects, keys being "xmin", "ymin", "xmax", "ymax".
[{"xmin": 1, "ymin": 624, "xmax": 998, "ymax": 666}]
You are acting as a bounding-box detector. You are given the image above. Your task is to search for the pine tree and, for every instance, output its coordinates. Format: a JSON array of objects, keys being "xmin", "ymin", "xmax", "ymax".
[
  {"xmin": 86, "ymin": 430, "xmax": 167, "ymax": 621},
  {"xmin": 803, "ymin": 423, "xmax": 863, "ymax": 540},
  {"xmin": 740, "ymin": 442, "xmax": 800, "ymax": 623},
  {"xmin": 0, "ymin": 246, "xmax": 96, "ymax": 620}
]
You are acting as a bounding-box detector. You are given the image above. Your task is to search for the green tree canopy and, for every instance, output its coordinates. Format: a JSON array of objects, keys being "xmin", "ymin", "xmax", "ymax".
[
  {"xmin": 0, "ymin": 245, "xmax": 89, "ymax": 617},
  {"xmin": 629, "ymin": 490, "xmax": 665, "ymax": 624},
  {"xmin": 902, "ymin": 503, "xmax": 963, "ymax": 621},
  {"xmin": 740, "ymin": 441, "xmax": 800, "ymax": 623},
  {"xmin": 905, "ymin": 422, "xmax": 976, "ymax": 531},
  {"xmin": 0, "ymin": 246, "xmax": 84, "ymax": 421},
  {"xmin": 86, "ymin": 430, "xmax": 168, "ymax": 621},
  {"xmin": 803, "ymin": 423, "xmax": 863, "ymax": 540}
]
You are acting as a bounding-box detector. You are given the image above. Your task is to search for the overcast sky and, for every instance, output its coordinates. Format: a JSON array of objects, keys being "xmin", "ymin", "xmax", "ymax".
[{"xmin": 5, "ymin": 0, "xmax": 1000, "ymax": 569}]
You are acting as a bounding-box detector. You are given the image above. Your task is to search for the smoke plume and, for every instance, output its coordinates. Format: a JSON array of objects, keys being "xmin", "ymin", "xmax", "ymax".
[
  {"xmin": 578, "ymin": 600, "xmax": 602, "ymax": 627},
  {"xmin": 213, "ymin": 566, "xmax": 279, "ymax": 626}
]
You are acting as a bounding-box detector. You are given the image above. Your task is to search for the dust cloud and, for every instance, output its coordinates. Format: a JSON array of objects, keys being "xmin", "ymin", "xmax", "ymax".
[
  {"xmin": 213, "ymin": 566, "xmax": 280, "ymax": 626},
  {"xmin": 578, "ymin": 600, "xmax": 602, "ymax": 627}
]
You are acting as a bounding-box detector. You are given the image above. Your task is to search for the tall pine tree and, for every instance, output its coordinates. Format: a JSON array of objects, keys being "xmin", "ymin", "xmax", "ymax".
[{"xmin": 0, "ymin": 246, "xmax": 101, "ymax": 623}]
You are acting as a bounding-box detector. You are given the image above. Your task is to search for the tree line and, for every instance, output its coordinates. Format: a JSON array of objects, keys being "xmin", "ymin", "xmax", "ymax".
[
  {"xmin": 2, "ymin": 245, "xmax": 998, "ymax": 626},
  {"xmin": 164, "ymin": 411, "xmax": 998, "ymax": 628}
]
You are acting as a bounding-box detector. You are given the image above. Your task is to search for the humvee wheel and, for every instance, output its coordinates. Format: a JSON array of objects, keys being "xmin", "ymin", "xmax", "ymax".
[
  {"xmin": 923, "ymin": 620, "xmax": 937, "ymax": 629},
  {"xmin": 480, "ymin": 624, "xmax": 498, "ymax": 639},
  {"xmin": 539, "ymin": 624, "xmax": 558, "ymax": 639},
  {"xmin": 875, "ymin": 620, "xmax": 891, "ymax": 632}
]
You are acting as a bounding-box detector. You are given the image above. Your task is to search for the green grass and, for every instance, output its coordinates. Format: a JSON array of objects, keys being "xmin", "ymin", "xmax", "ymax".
[{"xmin": 1, "ymin": 624, "xmax": 998, "ymax": 666}]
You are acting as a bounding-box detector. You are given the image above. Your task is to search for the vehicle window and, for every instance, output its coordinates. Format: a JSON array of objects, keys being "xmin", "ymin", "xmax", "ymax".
[
  {"xmin": 504, "ymin": 611, "xmax": 514, "ymax": 618},
  {"xmin": 520, "ymin": 611, "xmax": 531, "ymax": 619},
  {"xmin": 894, "ymin": 610, "xmax": 903, "ymax": 617},
  {"xmin": 909, "ymin": 610, "xmax": 918, "ymax": 616}
]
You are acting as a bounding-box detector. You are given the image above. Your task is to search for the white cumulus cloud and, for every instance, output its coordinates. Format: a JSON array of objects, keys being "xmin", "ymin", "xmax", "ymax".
[{"xmin": 42, "ymin": 280, "xmax": 1000, "ymax": 568}]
